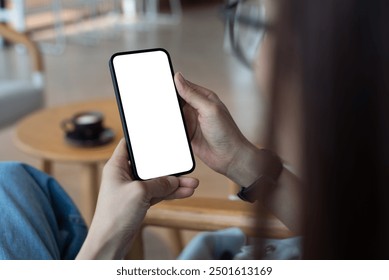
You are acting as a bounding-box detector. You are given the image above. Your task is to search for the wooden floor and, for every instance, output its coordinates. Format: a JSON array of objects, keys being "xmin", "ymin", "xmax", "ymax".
[{"xmin": 0, "ymin": 3, "xmax": 265, "ymax": 259}]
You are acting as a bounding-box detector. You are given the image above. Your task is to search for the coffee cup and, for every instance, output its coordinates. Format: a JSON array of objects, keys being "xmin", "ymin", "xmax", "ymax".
[{"xmin": 61, "ymin": 111, "xmax": 104, "ymax": 140}]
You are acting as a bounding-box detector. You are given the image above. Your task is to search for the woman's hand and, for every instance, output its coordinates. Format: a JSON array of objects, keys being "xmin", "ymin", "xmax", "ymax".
[
  {"xmin": 175, "ymin": 73, "xmax": 264, "ymax": 187},
  {"xmin": 76, "ymin": 139, "xmax": 199, "ymax": 259}
]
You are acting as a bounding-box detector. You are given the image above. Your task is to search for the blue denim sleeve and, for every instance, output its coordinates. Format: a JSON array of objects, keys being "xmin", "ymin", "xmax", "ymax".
[{"xmin": 0, "ymin": 162, "xmax": 87, "ymax": 259}]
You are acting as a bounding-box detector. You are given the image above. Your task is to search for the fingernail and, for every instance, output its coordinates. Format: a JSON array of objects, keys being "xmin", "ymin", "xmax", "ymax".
[{"xmin": 177, "ymin": 72, "xmax": 187, "ymax": 84}]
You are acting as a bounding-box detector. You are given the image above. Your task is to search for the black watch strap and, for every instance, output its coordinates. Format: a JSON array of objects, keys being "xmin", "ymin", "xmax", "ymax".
[
  {"xmin": 237, "ymin": 175, "xmax": 277, "ymax": 203},
  {"xmin": 237, "ymin": 149, "xmax": 283, "ymax": 203}
]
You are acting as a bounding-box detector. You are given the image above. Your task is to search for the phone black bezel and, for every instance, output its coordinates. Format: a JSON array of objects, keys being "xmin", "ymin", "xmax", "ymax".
[{"xmin": 109, "ymin": 48, "xmax": 196, "ymax": 180}]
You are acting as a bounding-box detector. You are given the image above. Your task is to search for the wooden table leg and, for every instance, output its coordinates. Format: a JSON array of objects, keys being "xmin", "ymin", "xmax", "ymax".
[
  {"xmin": 168, "ymin": 228, "xmax": 184, "ymax": 257},
  {"xmin": 80, "ymin": 163, "xmax": 99, "ymax": 225},
  {"xmin": 40, "ymin": 159, "xmax": 53, "ymax": 175}
]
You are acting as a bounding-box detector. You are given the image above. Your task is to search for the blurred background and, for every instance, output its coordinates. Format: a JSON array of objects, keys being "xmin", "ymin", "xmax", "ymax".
[{"xmin": 0, "ymin": 0, "xmax": 264, "ymax": 259}]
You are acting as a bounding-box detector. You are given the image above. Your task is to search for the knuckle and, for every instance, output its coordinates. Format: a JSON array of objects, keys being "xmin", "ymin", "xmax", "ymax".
[
  {"xmin": 157, "ymin": 177, "xmax": 171, "ymax": 190},
  {"xmin": 208, "ymin": 102, "xmax": 223, "ymax": 115}
]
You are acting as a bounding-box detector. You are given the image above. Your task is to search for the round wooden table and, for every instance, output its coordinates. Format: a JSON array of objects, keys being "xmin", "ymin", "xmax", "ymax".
[{"xmin": 15, "ymin": 99, "xmax": 123, "ymax": 223}]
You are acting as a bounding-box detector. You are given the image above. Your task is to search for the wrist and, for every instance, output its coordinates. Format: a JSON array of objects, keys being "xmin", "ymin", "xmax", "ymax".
[
  {"xmin": 76, "ymin": 233, "xmax": 124, "ymax": 260},
  {"xmin": 227, "ymin": 143, "xmax": 282, "ymax": 187},
  {"xmin": 76, "ymin": 214, "xmax": 138, "ymax": 260}
]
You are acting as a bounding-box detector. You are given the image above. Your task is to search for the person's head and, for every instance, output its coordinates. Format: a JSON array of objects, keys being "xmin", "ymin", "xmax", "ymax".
[
  {"xmin": 226, "ymin": 0, "xmax": 389, "ymax": 258},
  {"xmin": 223, "ymin": 0, "xmax": 303, "ymax": 172}
]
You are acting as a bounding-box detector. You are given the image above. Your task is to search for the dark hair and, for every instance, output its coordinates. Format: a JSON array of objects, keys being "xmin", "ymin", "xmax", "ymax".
[{"xmin": 270, "ymin": 0, "xmax": 389, "ymax": 259}]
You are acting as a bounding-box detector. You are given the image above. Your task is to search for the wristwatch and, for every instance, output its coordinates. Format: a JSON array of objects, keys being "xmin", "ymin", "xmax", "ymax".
[{"xmin": 237, "ymin": 149, "xmax": 283, "ymax": 203}]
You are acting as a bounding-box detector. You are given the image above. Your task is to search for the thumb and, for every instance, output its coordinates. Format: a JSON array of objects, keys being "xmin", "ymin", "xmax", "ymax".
[
  {"xmin": 142, "ymin": 176, "xmax": 180, "ymax": 201},
  {"xmin": 106, "ymin": 138, "xmax": 129, "ymax": 168},
  {"xmin": 175, "ymin": 72, "xmax": 217, "ymax": 112}
]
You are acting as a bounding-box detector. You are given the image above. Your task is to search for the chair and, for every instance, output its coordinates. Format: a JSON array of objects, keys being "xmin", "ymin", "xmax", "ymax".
[
  {"xmin": 122, "ymin": 0, "xmax": 182, "ymax": 21},
  {"xmin": 128, "ymin": 183, "xmax": 295, "ymax": 259},
  {"xmin": 0, "ymin": 24, "xmax": 44, "ymax": 128},
  {"xmin": 144, "ymin": 0, "xmax": 182, "ymax": 20},
  {"xmin": 0, "ymin": 0, "xmax": 66, "ymax": 54}
]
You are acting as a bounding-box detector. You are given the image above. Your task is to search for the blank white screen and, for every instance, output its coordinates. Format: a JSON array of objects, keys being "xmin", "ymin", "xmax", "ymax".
[{"xmin": 112, "ymin": 50, "xmax": 194, "ymax": 180}]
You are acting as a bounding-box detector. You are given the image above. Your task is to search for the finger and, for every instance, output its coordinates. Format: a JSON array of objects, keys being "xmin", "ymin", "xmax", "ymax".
[
  {"xmin": 163, "ymin": 188, "xmax": 195, "ymax": 201},
  {"xmin": 178, "ymin": 176, "xmax": 199, "ymax": 189},
  {"xmin": 161, "ymin": 177, "xmax": 199, "ymax": 200}
]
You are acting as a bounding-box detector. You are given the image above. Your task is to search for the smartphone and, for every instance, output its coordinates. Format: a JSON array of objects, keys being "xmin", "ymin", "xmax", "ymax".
[{"xmin": 109, "ymin": 48, "xmax": 195, "ymax": 180}]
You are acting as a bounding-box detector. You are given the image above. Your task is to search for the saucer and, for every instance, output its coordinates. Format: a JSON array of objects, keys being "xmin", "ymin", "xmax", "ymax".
[{"xmin": 65, "ymin": 128, "xmax": 115, "ymax": 147}]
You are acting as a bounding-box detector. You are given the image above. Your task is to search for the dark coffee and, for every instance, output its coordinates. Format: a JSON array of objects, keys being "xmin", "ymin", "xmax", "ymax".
[{"xmin": 61, "ymin": 111, "xmax": 104, "ymax": 140}]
